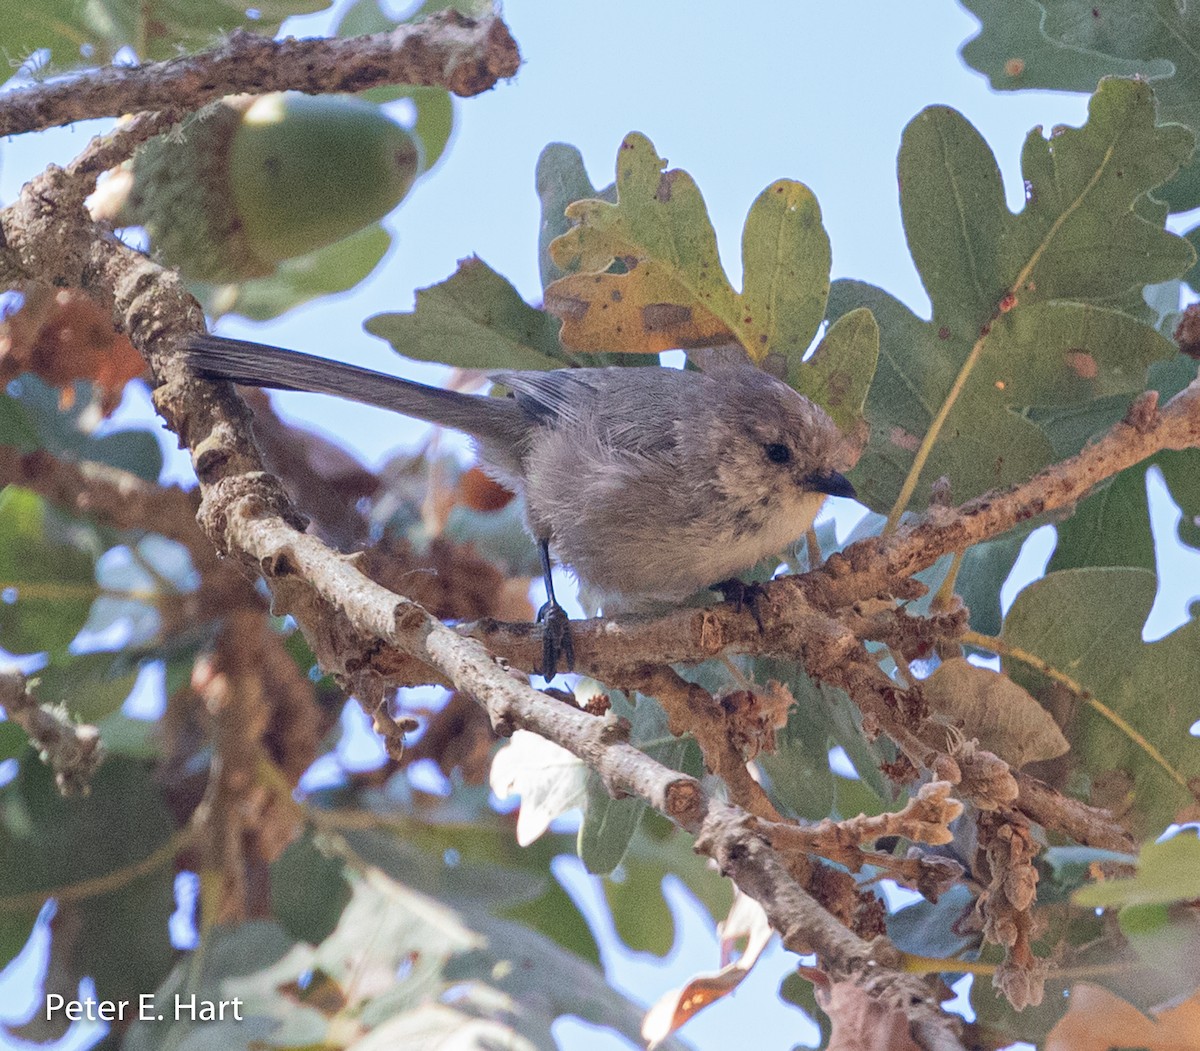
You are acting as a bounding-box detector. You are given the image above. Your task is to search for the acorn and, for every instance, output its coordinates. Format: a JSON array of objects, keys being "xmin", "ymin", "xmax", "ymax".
[{"xmin": 105, "ymin": 93, "xmax": 421, "ymax": 282}]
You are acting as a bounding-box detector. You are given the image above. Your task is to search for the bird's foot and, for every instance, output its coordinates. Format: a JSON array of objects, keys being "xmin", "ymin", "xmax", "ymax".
[
  {"xmin": 536, "ymin": 600, "xmax": 575, "ymax": 680},
  {"xmin": 713, "ymin": 578, "xmax": 768, "ymax": 632}
]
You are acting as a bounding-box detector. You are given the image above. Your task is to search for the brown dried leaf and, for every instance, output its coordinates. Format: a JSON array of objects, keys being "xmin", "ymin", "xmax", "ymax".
[
  {"xmin": 0, "ymin": 284, "xmax": 144, "ymax": 414},
  {"xmin": 456, "ymin": 465, "xmax": 515, "ymax": 512},
  {"xmin": 924, "ymin": 658, "xmax": 1069, "ymax": 767},
  {"xmin": 1046, "ymin": 983, "xmax": 1200, "ymax": 1050},
  {"xmin": 641, "ymin": 890, "xmax": 773, "ymax": 1048},
  {"xmin": 402, "ymin": 691, "xmax": 496, "ymax": 784}
]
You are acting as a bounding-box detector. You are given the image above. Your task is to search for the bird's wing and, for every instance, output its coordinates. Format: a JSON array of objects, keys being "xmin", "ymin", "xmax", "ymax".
[{"xmin": 488, "ymin": 370, "xmax": 604, "ymax": 426}]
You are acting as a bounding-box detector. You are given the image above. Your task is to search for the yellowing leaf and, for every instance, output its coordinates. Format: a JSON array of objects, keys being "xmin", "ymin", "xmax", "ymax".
[
  {"xmin": 546, "ymin": 133, "xmax": 833, "ymax": 370},
  {"xmin": 1075, "ymin": 831, "xmax": 1200, "ymax": 909},
  {"xmin": 546, "ymin": 265, "xmax": 732, "ymax": 354}
]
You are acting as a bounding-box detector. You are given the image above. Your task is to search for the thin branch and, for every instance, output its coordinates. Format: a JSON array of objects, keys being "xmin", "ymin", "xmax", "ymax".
[
  {"xmin": 0, "ymin": 12, "xmax": 521, "ymax": 137},
  {"xmin": 0, "ymin": 669, "xmax": 104, "ymax": 796},
  {"xmin": 625, "ymin": 665, "xmax": 782, "ymax": 821},
  {"xmin": 0, "ymin": 825, "xmax": 193, "ymax": 912},
  {"xmin": 762, "ymin": 782, "xmax": 966, "ymax": 900},
  {"xmin": 814, "ymin": 385, "xmax": 1200, "ymax": 610}
]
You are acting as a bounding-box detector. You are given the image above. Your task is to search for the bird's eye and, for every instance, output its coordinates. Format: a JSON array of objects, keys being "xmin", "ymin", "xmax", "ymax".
[{"xmin": 764, "ymin": 443, "xmax": 791, "ymax": 465}]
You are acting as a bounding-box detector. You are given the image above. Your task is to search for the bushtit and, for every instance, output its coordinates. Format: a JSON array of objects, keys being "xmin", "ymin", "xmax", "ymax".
[{"xmin": 184, "ymin": 335, "xmax": 857, "ymax": 676}]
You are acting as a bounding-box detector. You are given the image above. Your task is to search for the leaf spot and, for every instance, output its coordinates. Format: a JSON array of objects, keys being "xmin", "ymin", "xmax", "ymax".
[
  {"xmin": 641, "ymin": 303, "xmax": 692, "ymax": 332},
  {"xmin": 825, "ymin": 369, "xmax": 852, "ymax": 406},
  {"xmin": 1066, "ymin": 350, "xmax": 1098, "ymax": 379},
  {"xmin": 655, "ymin": 170, "xmax": 681, "ymax": 203}
]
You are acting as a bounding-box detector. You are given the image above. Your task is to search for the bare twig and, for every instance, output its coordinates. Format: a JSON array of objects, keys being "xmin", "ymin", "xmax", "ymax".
[
  {"xmin": 625, "ymin": 665, "xmax": 782, "ymax": 821},
  {"xmin": 813, "ymin": 385, "xmax": 1200, "ymax": 610},
  {"xmin": 763, "ymin": 782, "xmax": 965, "ymax": 901},
  {"xmin": 0, "ymin": 12, "xmax": 521, "ymax": 137},
  {"xmin": 0, "ymin": 669, "xmax": 104, "ymax": 796}
]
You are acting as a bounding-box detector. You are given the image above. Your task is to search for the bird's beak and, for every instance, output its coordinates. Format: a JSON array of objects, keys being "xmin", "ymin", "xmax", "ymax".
[{"xmin": 807, "ymin": 471, "xmax": 857, "ymax": 500}]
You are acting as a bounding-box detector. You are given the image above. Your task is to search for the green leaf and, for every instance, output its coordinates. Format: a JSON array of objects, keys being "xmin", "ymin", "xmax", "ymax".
[
  {"xmin": 34, "ymin": 652, "xmax": 140, "ymax": 723},
  {"xmin": 1042, "ymin": 845, "xmax": 1137, "ymax": 900},
  {"xmin": 127, "ymin": 866, "xmax": 682, "ymax": 1051},
  {"xmin": 1001, "ymin": 567, "xmax": 1200, "ymax": 837},
  {"xmin": 603, "ymin": 813, "xmax": 732, "ymax": 958},
  {"xmin": 1075, "ymin": 831, "xmax": 1200, "ymax": 908},
  {"xmin": 829, "ymin": 78, "xmax": 1193, "ymax": 514},
  {"xmin": 888, "ymin": 884, "xmax": 979, "ymax": 959},
  {"xmin": 0, "ymin": 487, "xmax": 98, "ymax": 655},
  {"xmin": 536, "ymin": 143, "xmax": 615, "ymax": 291},
  {"xmin": 758, "ymin": 722, "xmax": 835, "ymax": 821},
  {"xmin": 333, "ymin": 1, "xmax": 456, "ymax": 166},
  {"xmin": 338, "ymin": 813, "xmax": 599, "ymax": 965},
  {"xmin": 1049, "ymin": 461, "xmax": 1156, "ymax": 572},
  {"xmin": 391, "ymin": 85, "xmax": 455, "ymax": 172},
  {"xmin": 0, "ymin": 722, "xmax": 28, "ymax": 761},
  {"xmin": 546, "ymin": 133, "xmax": 834, "ymax": 375},
  {"xmin": 779, "ymin": 971, "xmax": 831, "ymax": 1048},
  {"xmin": 1186, "ymin": 223, "xmax": 1200, "ymax": 293},
  {"xmin": 0, "ymin": 755, "xmax": 175, "ymax": 897},
  {"xmin": 0, "ymin": 757, "xmax": 176, "ymax": 1018},
  {"xmin": 753, "ymin": 660, "xmax": 892, "ymax": 819},
  {"xmin": 8, "ymin": 376, "xmax": 163, "ymax": 482},
  {"xmin": 959, "ymin": 0, "xmax": 1173, "ymax": 95},
  {"xmin": 0, "ymin": 395, "xmax": 38, "ymax": 449},
  {"xmin": 6, "ymin": 0, "xmax": 332, "ymax": 69},
  {"xmin": 69, "ymin": 873, "xmax": 176, "ymax": 1025},
  {"xmin": 791, "ymin": 306, "xmax": 879, "ymax": 430},
  {"xmin": 366, "ymin": 257, "xmax": 568, "ymax": 371},
  {"xmin": 197, "ymin": 223, "xmax": 392, "ymax": 323},
  {"xmin": 1049, "ymin": 354, "xmax": 1200, "ymax": 571},
  {"xmin": 958, "ymin": 526, "xmax": 1036, "ymax": 636},
  {"xmin": 579, "ymin": 691, "xmax": 686, "ymax": 876},
  {"xmin": 740, "ymin": 180, "xmax": 832, "ymax": 367},
  {"xmin": 270, "ymin": 833, "xmax": 353, "ymax": 945},
  {"xmin": 829, "ymin": 280, "xmax": 1054, "ymax": 512},
  {"xmin": 0, "ymin": 909, "xmax": 38, "ymax": 975},
  {"xmin": 958, "ymin": 3, "xmax": 1200, "ymax": 211}
]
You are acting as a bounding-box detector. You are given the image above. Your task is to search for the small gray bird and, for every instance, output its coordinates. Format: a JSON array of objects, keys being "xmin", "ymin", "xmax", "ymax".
[{"xmin": 184, "ymin": 335, "xmax": 857, "ymax": 677}]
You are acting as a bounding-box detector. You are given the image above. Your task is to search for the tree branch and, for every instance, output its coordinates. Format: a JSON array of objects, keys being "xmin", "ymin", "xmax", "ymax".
[
  {"xmin": 811, "ymin": 387, "xmax": 1200, "ymax": 610},
  {"xmin": 0, "ymin": 669, "xmax": 103, "ymax": 796},
  {"xmin": 0, "ymin": 11, "xmax": 521, "ymax": 137}
]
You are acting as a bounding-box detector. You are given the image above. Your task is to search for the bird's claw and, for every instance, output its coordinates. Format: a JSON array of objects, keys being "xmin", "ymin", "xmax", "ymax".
[
  {"xmin": 537, "ymin": 600, "xmax": 575, "ymax": 679},
  {"xmin": 713, "ymin": 578, "xmax": 767, "ymax": 633}
]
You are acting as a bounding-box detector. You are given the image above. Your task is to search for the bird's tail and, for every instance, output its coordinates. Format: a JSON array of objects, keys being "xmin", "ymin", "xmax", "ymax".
[{"xmin": 183, "ymin": 334, "xmax": 525, "ymax": 445}]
